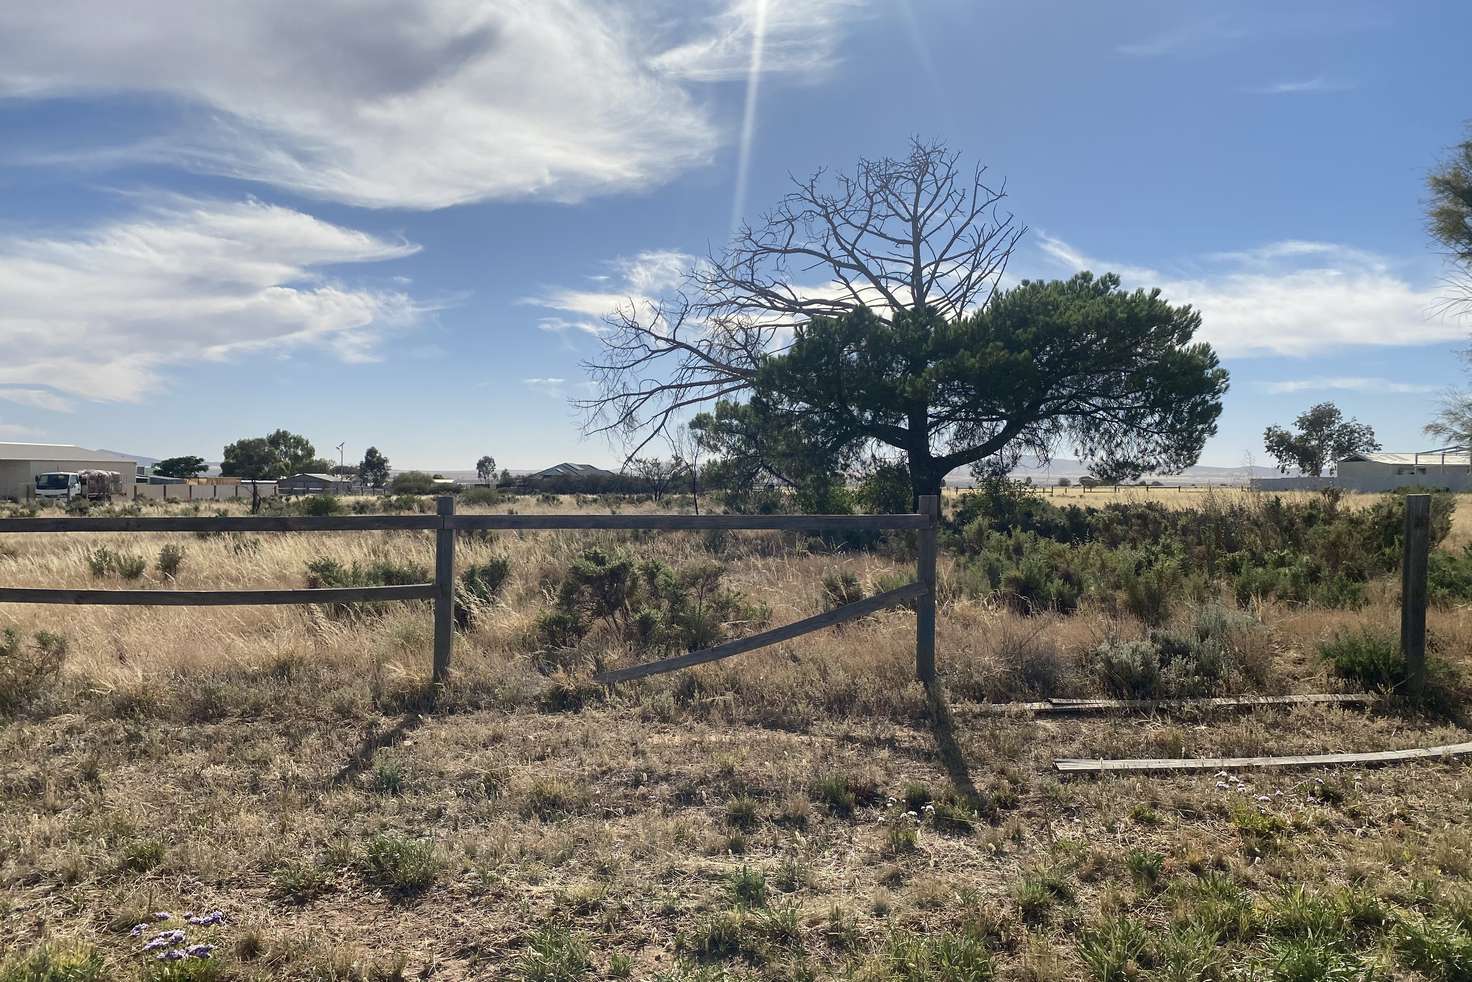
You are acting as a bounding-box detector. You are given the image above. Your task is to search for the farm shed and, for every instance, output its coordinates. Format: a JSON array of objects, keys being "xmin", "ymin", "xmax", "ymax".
[
  {"xmin": 0, "ymin": 443, "xmax": 138, "ymax": 501},
  {"xmin": 1252, "ymin": 449, "xmax": 1472, "ymax": 492},
  {"xmin": 1337, "ymin": 450, "xmax": 1472, "ymax": 491},
  {"xmin": 277, "ymin": 473, "xmax": 355, "ymax": 495}
]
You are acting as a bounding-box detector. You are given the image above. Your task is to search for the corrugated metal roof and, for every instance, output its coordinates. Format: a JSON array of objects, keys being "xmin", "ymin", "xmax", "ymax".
[
  {"xmin": 0, "ymin": 442, "xmax": 137, "ymax": 463},
  {"xmin": 1341, "ymin": 451, "xmax": 1472, "ymax": 466},
  {"xmin": 531, "ymin": 462, "xmax": 617, "ymax": 478},
  {"xmin": 284, "ymin": 473, "xmax": 346, "ymax": 482}
]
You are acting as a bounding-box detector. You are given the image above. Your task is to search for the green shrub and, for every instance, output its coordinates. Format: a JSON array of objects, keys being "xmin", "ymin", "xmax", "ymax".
[
  {"xmin": 270, "ymin": 859, "xmax": 333, "ymax": 904},
  {"xmin": 119, "ymin": 838, "xmax": 166, "ymax": 873},
  {"xmin": 0, "ymin": 629, "xmax": 67, "ymax": 715},
  {"xmin": 1122, "ymin": 562, "xmax": 1179, "ymax": 626},
  {"xmin": 728, "ymin": 865, "xmax": 768, "ymax": 908},
  {"xmin": 361, "ymin": 832, "xmax": 440, "ymax": 894},
  {"xmin": 879, "ymin": 927, "xmax": 995, "ymax": 981},
  {"xmin": 156, "ymin": 543, "xmax": 185, "ymax": 579},
  {"xmin": 85, "ymin": 546, "xmax": 115, "ymax": 577},
  {"xmin": 1395, "ymin": 916, "xmax": 1472, "ymax": 980},
  {"xmin": 821, "ymin": 570, "xmax": 865, "ymax": 610},
  {"xmin": 1092, "ymin": 640, "xmax": 1162, "ymax": 699},
  {"xmin": 115, "ymin": 552, "xmax": 148, "ymax": 579},
  {"xmin": 457, "ymin": 556, "xmax": 512, "ymax": 628},
  {"xmin": 1319, "ymin": 631, "xmax": 1404, "ymax": 692},
  {"xmin": 1078, "ymin": 917, "xmax": 1151, "ymax": 982},
  {"xmin": 390, "ymin": 471, "xmax": 438, "ymax": 494},
  {"xmin": 0, "ymin": 944, "xmax": 107, "ymax": 982},
  {"xmin": 1430, "ymin": 545, "xmax": 1472, "ymax": 605},
  {"xmin": 460, "ymin": 487, "xmax": 503, "ymax": 507},
  {"xmin": 517, "ymin": 923, "xmax": 592, "ymax": 982},
  {"xmin": 304, "ymin": 494, "xmax": 343, "ymax": 516},
  {"xmin": 1263, "ymin": 936, "xmax": 1363, "ymax": 982}
]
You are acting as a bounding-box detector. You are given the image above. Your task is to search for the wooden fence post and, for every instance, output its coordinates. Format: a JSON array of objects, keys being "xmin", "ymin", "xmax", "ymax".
[
  {"xmin": 916, "ymin": 493, "xmax": 939, "ymax": 686},
  {"xmin": 1401, "ymin": 493, "xmax": 1430, "ymax": 699},
  {"xmin": 433, "ymin": 495, "xmax": 455, "ymax": 683}
]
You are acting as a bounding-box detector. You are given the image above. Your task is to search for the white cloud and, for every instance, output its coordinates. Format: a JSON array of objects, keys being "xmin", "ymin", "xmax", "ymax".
[
  {"xmin": 523, "ymin": 377, "xmax": 568, "ymax": 398},
  {"xmin": 526, "ymin": 250, "xmax": 700, "ymax": 325},
  {"xmin": 1116, "ymin": 17, "xmax": 1245, "ymax": 57},
  {"xmin": 0, "ymin": 1, "xmax": 861, "ymax": 210},
  {"xmin": 0, "ymin": 388, "xmax": 73, "ymax": 412},
  {"xmin": 0, "ymin": 198, "xmax": 423, "ymax": 401},
  {"xmin": 652, "ymin": 0, "xmax": 866, "ymax": 82},
  {"xmin": 0, "ymin": 423, "xmax": 41, "ymax": 439},
  {"xmin": 1244, "ymin": 76, "xmax": 1354, "ymax": 95},
  {"xmin": 1035, "ymin": 235, "xmax": 1457, "ymax": 358},
  {"xmin": 1262, "ymin": 377, "xmax": 1440, "ymax": 395}
]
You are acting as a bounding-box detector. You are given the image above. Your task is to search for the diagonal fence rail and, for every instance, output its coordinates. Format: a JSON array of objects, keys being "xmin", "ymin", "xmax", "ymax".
[{"xmin": 0, "ymin": 495, "xmax": 941, "ymax": 685}]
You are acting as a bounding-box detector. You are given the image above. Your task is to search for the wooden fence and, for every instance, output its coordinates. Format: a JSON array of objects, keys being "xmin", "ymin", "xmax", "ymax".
[{"xmin": 0, "ymin": 495, "xmax": 941, "ymax": 686}]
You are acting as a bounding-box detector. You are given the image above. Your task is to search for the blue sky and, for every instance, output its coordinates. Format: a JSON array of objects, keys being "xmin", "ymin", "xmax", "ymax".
[{"xmin": 0, "ymin": 0, "xmax": 1468, "ymax": 471}]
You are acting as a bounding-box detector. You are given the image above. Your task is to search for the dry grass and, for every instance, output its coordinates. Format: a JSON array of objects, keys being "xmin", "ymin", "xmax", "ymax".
[{"xmin": 1, "ymin": 491, "xmax": 1471, "ymax": 979}]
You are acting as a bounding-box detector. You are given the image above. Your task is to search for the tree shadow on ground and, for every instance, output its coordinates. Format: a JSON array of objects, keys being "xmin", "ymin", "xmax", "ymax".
[{"xmin": 331, "ymin": 683, "xmax": 441, "ymax": 787}]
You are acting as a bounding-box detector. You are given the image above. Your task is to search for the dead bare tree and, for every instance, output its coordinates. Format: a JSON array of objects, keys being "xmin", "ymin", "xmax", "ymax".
[{"xmin": 579, "ymin": 139, "xmax": 1026, "ymax": 459}]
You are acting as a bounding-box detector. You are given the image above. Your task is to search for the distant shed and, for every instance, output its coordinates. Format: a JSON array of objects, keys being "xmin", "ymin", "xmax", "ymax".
[
  {"xmin": 277, "ymin": 473, "xmax": 355, "ymax": 495},
  {"xmin": 0, "ymin": 442, "xmax": 138, "ymax": 500}
]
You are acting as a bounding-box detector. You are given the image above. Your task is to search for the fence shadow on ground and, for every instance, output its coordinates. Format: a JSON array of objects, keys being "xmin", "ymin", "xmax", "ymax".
[{"xmin": 924, "ymin": 683, "xmax": 984, "ymax": 807}]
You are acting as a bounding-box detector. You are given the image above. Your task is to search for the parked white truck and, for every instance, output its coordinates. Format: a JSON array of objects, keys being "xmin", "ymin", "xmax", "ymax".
[{"xmin": 34, "ymin": 470, "xmax": 122, "ymax": 502}]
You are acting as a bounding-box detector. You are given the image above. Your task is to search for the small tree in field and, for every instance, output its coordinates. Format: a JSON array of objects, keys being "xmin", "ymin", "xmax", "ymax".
[
  {"xmin": 359, "ymin": 447, "xmax": 390, "ymax": 489},
  {"xmin": 1263, "ymin": 403, "xmax": 1379, "ymax": 476},
  {"xmin": 581, "ymin": 141, "xmax": 1227, "ymax": 499},
  {"xmin": 476, "ymin": 455, "xmax": 497, "ymax": 486}
]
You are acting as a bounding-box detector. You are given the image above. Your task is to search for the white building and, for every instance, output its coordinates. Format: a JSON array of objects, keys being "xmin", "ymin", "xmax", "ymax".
[
  {"xmin": 0, "ymin": 443, "xmax": 140, "ymax": 501},
  {"xmin": 1251, "ymin": 449, "xmax": 1472, "ymax": 493}
]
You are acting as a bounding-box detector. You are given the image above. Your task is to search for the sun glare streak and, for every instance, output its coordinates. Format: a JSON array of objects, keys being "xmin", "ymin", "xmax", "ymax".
[{"xmin": 730, "ymin": 0, "xmax": 770, "ymax": 234}]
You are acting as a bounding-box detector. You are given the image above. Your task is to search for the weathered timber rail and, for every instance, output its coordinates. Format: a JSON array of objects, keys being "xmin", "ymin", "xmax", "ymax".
[{"xmin": 0, "ymin": 495, "xmax": 941, "ymax": 685}]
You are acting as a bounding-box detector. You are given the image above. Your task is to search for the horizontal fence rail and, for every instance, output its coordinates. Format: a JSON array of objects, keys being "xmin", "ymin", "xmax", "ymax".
[
  {"xmin": 0, "ymin": 584, "xmax": 436, "ymax": 606},
  {"xmin": 0, "ymin": 495, "xmax": 942, "ymax": 684}
]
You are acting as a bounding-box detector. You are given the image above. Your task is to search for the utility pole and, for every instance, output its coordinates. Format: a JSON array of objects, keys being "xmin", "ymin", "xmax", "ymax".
[{"xmin": 336, "ymin": 442, "xmax": 346, "ymax": 470}]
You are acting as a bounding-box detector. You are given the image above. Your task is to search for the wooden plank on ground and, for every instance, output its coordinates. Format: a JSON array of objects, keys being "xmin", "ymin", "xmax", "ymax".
[
  {"xmin": 1042, "ymin": 693, "xmax": 1377, "ymax": 712},
  {"xmin": 448, "ymin": 513, "xmax": 930, "ymax": 532},
  {"xmin": 1055, "ymin": 741, "xmax": 1472, "ymax": 773},
  {"xmin": 974, "ymin": 693, "xmax": 1377, "ymax": 716},
  {"xmin": 595, "ymin": 581, "xmax": 927, "ymax": 684},
  {"xmin": 0, "ymin": 584, "xmax": 436, "ymax": 606}
]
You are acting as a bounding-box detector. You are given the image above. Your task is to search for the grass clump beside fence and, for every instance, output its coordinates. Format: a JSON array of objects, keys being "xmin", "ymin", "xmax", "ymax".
[{"xmin": 0, "ymin": 628, "xmax": 68, "ymax": 715}]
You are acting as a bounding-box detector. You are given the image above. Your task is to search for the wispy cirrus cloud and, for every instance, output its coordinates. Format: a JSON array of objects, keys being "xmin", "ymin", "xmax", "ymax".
[
  {"xmin": 0, "ymin": 1, "xmax": 865, "ymax": 210},
  {"xmin": 1036, "ymin": 235, "xmax": 1456, "ymax": 358},
  {"xmin": 525, "ymin": 249, "xmax": 698, "ymax": 328},
  {"xmin": 1244, "ymin": 76, "xmax": 1354, "ymax": 95},
  {"xmin": 0, "ymin": 197, "xmax": 424, "ymax": 402},
  {"xmin": 1262, "ymin": 377, "xmax": 1440, "ymax": 395},
  {"xmin": 1116, "ymin": 17, "xmax": 1246, "ymax": 57},
  {"xmin": 651, "ymin": 0, "xmax": 867, "ymax": 82},
  {"xmin": 0, "ymin": 388, "xmax": 73, "ymax": 413}
]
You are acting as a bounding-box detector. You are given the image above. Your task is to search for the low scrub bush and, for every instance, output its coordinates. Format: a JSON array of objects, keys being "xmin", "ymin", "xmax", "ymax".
[
  {"xmin": 456, "ymin": 556, "xmax": 512, "ymax": 628},
  {"xmin": 360, "ymin": 832, "xmax": 440, "ymax": 894},
  {"xmin": 0, "ymin": 629, "xmax": 68, "ymax": 715},
  {"xmin": 878, "ymin": 927, "xmax": 996, "ymax": 981},
  {"xmin": 459, "ymin": 487, "xmax": 503, "ymax": 506},
  {"xmin": 821, "ymin": 570, "xmax": 865, "ymax": 609},
  {"xmin": 156, "ymin": 543, "xmax": 185, "ymax": 579},
  {"xmin": 533, "ymin": 548, "xmax": 767, "ymax": 661},
  {"xmin": 303, "ymin": 494, "xmax": 342, "ymax": 516},
  {"xmin": 305, "ymin": 557, "xmax": 429, "ymax": 618},
  {"xmin": 0, "ymin": 944, "xmax": 107, "ymax": 982},
  {"xmin": 1319, "ymin": 631, "xmax": 1404, "ymax": 692},
  {"xmin": 517, "ymin": 923, "xmax": 591, "ymax": 982}
]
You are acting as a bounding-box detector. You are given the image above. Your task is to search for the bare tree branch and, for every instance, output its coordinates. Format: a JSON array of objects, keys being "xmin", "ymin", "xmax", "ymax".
[{"xmin": 578, "ymin": 139, "xmax": 1026, "ymax": 462}]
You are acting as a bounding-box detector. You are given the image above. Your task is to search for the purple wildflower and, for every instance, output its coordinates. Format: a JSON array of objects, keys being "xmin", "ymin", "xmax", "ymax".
[
  {"xmin": 184, "ymin": 945, "xmax": 214, "ymax": 959},
  {"xmin": 129, "ymin": 923, "xmax": 150, "ymax": 937},
  {"xmin": 153, "ymin": 911, "xmax": 173, "ymax": 922},
  {"xmin": 157, "ymin": 948, "xmax": 186, "ymax": 961},
  {"xmin": 187, "ymin": 910, "xmax": 225, "ymax": 926},
  {"xmin": 142, "ymin": 929, "xmax": 187, "ymax": 951}
]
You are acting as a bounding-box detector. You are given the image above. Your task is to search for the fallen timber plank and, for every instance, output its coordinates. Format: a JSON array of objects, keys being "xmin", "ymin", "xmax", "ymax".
[
  {"xmin": 975, "ymin": 692, "xmax": 1377, "ymax": 716},
  {"xmin": 0, "ymin": 584, "xmax": 436, "ymax": 606},
  {"xmin": 1055, "ymin": 741, "xmax": 1472, "ymax": 774},
  {"xmin": 595, "ymin": 581, "xmax": 927, "ymax": 684}
]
